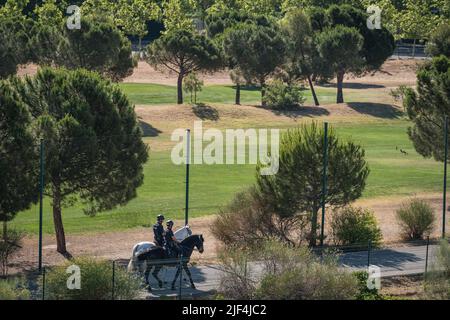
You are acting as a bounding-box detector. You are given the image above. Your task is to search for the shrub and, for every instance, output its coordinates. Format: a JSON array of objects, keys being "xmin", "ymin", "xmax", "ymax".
[
  {"xmin": 254, "ymin": 241, "xmax": 358, "ymax": 300},
  {"xmin": 218, "ymin": 240, "xmax": 358, "ymax": 300},
  {"xmin": 183, "ymin": 72, "xmax": 204, "ymax": 104},
  {"xmin": 395, "ymin": 199, "xmax": 435, "ymax": 240},
  {"xmin": 41, "ymin": 257, "xmax": 141, "ymax": 300},
  {"xmin": 0, "ymin": 277, "xmax": 30, "ymax": 300},
  {"xmin": 263, "ymin": 80, "xmax": 305, "ymax": 109},
  {"xmin": 424, "ymin": 240, "xmax": 450, "ymax": 299},
  {"xmin": 211, "ymin": 187, "xmax": 310, "ymax": 248},
  {"xmin": 330, "ymin": 206, "xmax": 382, "ymax": 248},
  {"xmin": 217, "ymin": 248, "xmax": 257, "ymax": 300},
  {"xmin": 353, "ymin": 271, "xmax": 382, "ymax": 300},
  {"xmin": 0, "ymin": 228, "xmax": 24, "ymax": 276},
  {"xmin": 426, "ymin": 23, "xmax": 450, "ymax": 57},
  {"xmin": 256, "ymin": 263, "xmax": 358, "ymax": 300},
  {"xmin": 389, "ymin": 85, "xmax": 409, "ymax": 111}
]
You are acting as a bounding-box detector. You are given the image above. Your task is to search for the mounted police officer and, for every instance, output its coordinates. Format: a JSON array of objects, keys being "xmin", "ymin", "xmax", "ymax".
[
  {"xmin": 164, "ymin": 220, "xmax": 181, "ymax": 258},
  {"xmin": 153, "ymin": 214, "xmax": 165, "ymax": 247}
]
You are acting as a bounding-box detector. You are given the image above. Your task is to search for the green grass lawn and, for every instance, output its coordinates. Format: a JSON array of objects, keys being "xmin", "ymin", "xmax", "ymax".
[
  {"xmin": 12, "ymin": 121, "xmax": 444, "ymax": 235},
  {"xmin": 118, "ymin": 83, "xmax": 386, "ymax": 106}
]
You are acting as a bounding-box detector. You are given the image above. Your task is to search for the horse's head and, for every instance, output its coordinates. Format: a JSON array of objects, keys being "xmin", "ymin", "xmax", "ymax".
[
  {"xmin": 180, "ymin": 234, "xmax": 205, "ymax": 254},
  {"xmin": 195, "ymin": 234, "xmax": 204, "ymax": 254}
]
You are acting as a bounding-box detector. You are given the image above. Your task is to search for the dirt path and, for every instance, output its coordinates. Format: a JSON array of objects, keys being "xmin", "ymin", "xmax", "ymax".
[
  {"xmin": 123, "ymin": 59, "xmax": 422, "ymax": 87},
  {"xmin": 17, "ymin": 59, "xmax": 422, "ymax": 88},
  {"xmin": 9, "ymin": 193, "xmax": 447, "ymax": 274}
]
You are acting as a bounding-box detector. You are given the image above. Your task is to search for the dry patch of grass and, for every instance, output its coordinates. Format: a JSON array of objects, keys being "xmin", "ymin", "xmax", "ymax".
[{"xmin": 381, "ymin": 275, "xmax": 424, "ymax": 299}]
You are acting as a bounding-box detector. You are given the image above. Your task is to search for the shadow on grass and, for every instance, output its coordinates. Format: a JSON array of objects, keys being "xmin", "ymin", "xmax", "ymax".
[
  {"xmin": 347, "ymin": 102, "xmax": 404, "ymax": 119},
  {"xmin": 262, "ymin": 105, "xmax": 330, "ymax": 119},
  {"xmin": 321, "ymin": 82, "xmax": 386, "ymax": 89},
  {"xmin": 230, "ymin": 85, "xmax": 261, "ymax": 92},
  {"xmin": 192, "ymin": 103, "xmax": 220, "ymax": 121},
  {"xmin": 139, "ymin": 120, "xmax": 162, "ymax": 137}
]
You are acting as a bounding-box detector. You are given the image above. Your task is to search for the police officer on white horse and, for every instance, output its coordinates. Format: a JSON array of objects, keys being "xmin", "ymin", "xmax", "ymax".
[{"xmin": 153, "ymin": 214, "xmax": 165, "ymax": 247}]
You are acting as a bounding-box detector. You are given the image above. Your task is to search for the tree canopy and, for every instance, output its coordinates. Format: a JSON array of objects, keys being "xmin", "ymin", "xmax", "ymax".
[
  {"xmin": 0, "ymin": 14, "xmax": 31, "ymax": 78},
  {"xmin": 11, "ymin": 68, "xmax": 149, "ymax": 255},
  {"xmin": 146, "ymin": 29, "xmax": 221, "ymax": 104},
  {"xmin": 316, "ymin": 25, "xmax": 364, "ymax": 103},
  {"xmin": 280, "ymin": 8, "xmax": 324, "ymax": 106},
  {"xmin": 405, "ymin": 56, "xmax": 450, "ymax": 162},
  {"xmin": 31, "ymin": 17, "xmax": 136, "ymax": 81},
  {"xmin": 256, "ymin": 122, "xmax": 369, "ymax": 246},
  {"xmin": 314, "ymin": 4, "xmax": 395, "ymax": 103},
  {"xmin": 0, "ymin": 80, "xmax": 38, "ymax": 226},
  {"xmin": 223, "ymin": 22, "xmax": 286, "ymax": 106}
]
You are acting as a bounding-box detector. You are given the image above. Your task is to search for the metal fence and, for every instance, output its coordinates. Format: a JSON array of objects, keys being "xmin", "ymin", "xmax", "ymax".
[{"xmin": 2, "ymin": 237, "xmax": 447, "ymax": 300}]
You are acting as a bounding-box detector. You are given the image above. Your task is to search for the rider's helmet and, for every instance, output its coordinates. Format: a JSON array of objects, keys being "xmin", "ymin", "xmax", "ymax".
[
  {"xmin": 166, "ymin": 220, "xmax": 174, "ymax": 227},
  {"xmin": 157, "ymin": 214, "xmax": 165, "ymax": 222}
]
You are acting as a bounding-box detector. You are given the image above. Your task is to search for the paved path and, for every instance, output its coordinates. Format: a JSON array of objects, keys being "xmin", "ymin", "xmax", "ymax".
[{"xmin": 142, "ymin": 244, "xmax": 436, "ymax": 299}]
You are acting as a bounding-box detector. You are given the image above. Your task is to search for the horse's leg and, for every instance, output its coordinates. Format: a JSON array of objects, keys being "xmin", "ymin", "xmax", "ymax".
[
  {"xmin": 152, "ymin": 265, "xmax": 163, "ymax": 288},
  {"xmin": 183, "ymin": 263, "xmax": 196, "ymax": 289},
  {"xmin": 144, "ymin": 262, "xmax": 152, "ymax": 291},
  {"xmin": 171, "ymin": 265, "xmax": 181, "ymax": 290}
]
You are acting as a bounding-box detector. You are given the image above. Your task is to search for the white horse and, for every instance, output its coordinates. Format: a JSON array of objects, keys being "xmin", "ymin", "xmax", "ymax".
[{"xmin": 127, "ymin": 225, "xmax": 192, "ymax": 272}]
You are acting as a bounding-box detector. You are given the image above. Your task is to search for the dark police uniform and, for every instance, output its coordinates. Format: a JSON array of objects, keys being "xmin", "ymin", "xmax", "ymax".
[
  {"xmin": 164, "ymin": 228, "xmax": 180, "ymax": 257},
  {"xmin": 153, "ymin": 223, "xmax": 165, "ymax": 247}
]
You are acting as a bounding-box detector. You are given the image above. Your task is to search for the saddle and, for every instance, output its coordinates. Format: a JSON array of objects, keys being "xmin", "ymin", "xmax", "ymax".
[{"xmin": 164, "ymin": 245, "xmax": 181, "ymax": 260}]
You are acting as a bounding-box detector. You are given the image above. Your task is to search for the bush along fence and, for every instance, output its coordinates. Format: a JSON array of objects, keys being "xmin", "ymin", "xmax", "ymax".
[
  {"xmin": 1, "ymin": 237, "xmax": 448, "ymax": 300},
  {"xmin": 26, "ymin": 255, "xmax": 200, "ymax": 300}
]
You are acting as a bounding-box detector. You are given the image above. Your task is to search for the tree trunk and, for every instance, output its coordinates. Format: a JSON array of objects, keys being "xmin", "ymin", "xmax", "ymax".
[
  {"xmin": 138, "ymin": 37, "xmax": 143, "ymax": 60},
  {"xmin": 307, "ymin": 74, "xmax": 320, "ymax": 106},
  {"xmin": 235, "ymin": 83, "xmax": 241, "ymax": 105},
  {"xmin": 309, "ymin": 208, "xmax": 319, "ymax": 247},
  {"xmin": 52, "ymin": 184, "xmax": 67, "ymax": 255},
  {"xmin": 336, "ymin": 71, "xmax": 345, "ymax": 104},
  {"xmin": 260, "ymin": 79, "xmax": 266, "ymax": 107},
  {"xmin": 177, "ymin": 74, "xmax": 184, "ymax": 104},
  {"xmin": 2, "ymin": 221, "xmax": 6, "ymax": 241}
]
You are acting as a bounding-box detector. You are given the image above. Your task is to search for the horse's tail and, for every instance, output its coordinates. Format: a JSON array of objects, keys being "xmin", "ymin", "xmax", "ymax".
[{"xmin": 127, "ymin": 244, "xmax": 140, "ymax": 273}]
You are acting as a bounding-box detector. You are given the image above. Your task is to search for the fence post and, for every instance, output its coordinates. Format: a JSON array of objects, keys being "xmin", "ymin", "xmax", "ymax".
[
  {"xmin": 185, "ymin": 129, "xmax": 190, "ymax": 226},
  {"xmin": 112, "ymin": 260, "xmax": 115, "ymax": 300},
  {"xmin": 367, "ymin": 240, "xmax": 372, "ymax": 267},
  {"xmin": 178, "ymin": 254, "xmax": 183, "ymax": 300},
  {"xmin": 425, "ymin": 236, "xmax": 430, "ymax": 276},
  {"xmin": 38, "ymin": 139, "xmax": 44, "ymax": 272},
  {"xmin": 320, "ymin": 122, "xmax": 329, "ymax": 247},
  {"xmin": 443, "ymin": 115, "xmax": 448, "ymax": 239},
  {"xmin": 42, "ymin": 267, "xmax": 46, "ymax": 301}
]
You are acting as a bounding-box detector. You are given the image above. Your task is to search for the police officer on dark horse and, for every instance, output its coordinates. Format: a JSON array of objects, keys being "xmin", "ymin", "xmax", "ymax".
[
  {"xmin": 138, "ymin": 220, "xmax": 205, "ymax": 291},
  {"xmin": 164, "ymin": 220, "xmax": 181, "ymax": 257}
]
